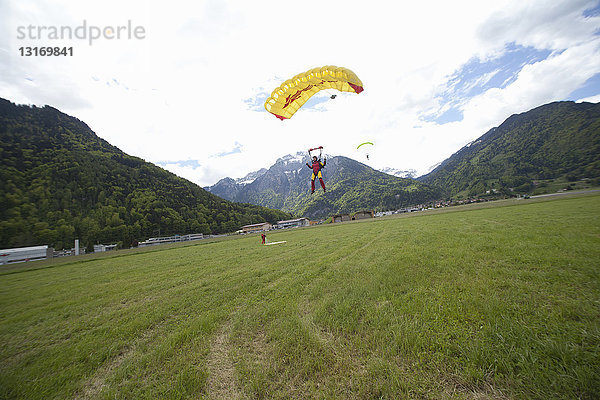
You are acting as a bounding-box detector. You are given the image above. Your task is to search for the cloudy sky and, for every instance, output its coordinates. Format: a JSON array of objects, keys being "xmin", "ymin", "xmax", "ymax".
[{"xmin": 1, "ymin": 0, "xmax": 599, "ymax": 186}]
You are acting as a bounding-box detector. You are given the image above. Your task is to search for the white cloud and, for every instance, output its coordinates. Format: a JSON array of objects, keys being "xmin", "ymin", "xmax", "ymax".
[
  {"xmin": 476, "ymin": 0, "xmax": 600, "ymax": 52},
  {"xmin": 461, "ymin": 39, "xmax": 600, "ymax": 133},
  {"xmin": 1, "ymin": 0, "xmax": 599, "ymax": 185},
  {"xmin": 578, "ymin": 94, "xmax": 600, "ymax": 103}
]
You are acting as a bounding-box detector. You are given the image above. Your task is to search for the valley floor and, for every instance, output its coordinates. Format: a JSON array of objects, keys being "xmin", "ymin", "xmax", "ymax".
[{"xmin": 1, "ymin": 191, "xmax": 599, "ymax": 399}]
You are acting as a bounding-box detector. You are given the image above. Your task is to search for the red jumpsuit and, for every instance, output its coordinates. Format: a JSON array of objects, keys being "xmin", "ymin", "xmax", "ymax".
[{"xmin": 306, "ymin": 159, "xmax": 326, "ymax": 193}]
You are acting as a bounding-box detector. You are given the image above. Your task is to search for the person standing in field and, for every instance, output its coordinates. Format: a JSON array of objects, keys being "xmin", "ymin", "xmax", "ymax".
[{"xmin": 261, "ymin": 232, "xmax": 266, "ymax": 245}]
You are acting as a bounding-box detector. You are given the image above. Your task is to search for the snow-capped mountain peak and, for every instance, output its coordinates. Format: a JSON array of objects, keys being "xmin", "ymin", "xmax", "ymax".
[
  {"xmin": 379, "ymin": 167, "xmax": 417, "ymax": 179},
  {"xmin": 275, "ymin": 152, "xmax": 307, "ymax": 165},
  {"xmin": 235, "ymin": 168, "xmax": 268, "ymax": 185}
]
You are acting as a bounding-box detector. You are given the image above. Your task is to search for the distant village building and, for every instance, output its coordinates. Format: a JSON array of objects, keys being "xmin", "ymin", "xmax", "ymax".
[
  {"xmin": 352, "ymin": 210, "xmax": 374, "ymax": 220},
  {"xmin": 241, "ymin": 222, "xmax": 272, "ymax": 233},
  {"xmin": 331, "ymin": 214, "xmax": 351, "ymax": 223},
  {"xmin": 0, "ymin": 245, "xmax": 52, "ymax": 265},
  {"xmin": 137, "ymin": 233, "xmax": 205, "ymax": 247},
  {"xmin": 277, "ymin": 218, "xmax": 309, "ymax": 229},
  {"xmin": 53, "ymin": 247, "xmax": 87, "ymax": 257},
  {"xmin": 93, "ymin": 244, "xmax": 119, "ymax": 252}
]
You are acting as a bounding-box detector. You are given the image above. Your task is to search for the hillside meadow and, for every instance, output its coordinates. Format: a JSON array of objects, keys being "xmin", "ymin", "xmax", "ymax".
[{"xmin": 1, "ymin": 192, "xmax": 599, "ymax": 399}]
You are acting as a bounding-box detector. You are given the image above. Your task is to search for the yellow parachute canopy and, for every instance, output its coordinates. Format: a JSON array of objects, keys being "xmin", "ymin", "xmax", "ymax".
[{"xmin": 264, "ymin": 65, "xmax": 364, "ymax": 120}]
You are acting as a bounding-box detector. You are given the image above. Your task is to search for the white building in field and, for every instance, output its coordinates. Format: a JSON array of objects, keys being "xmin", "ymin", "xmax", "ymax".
[
  {"xmin": 0, "ymin": 245, "xmax": 52, "ymax": 265},
  {"xmin": 93, "ymin": 244, "xmax": 118, "ymax": 252},
  {"xmin": 137, "ymin": 233, "xmax": 206, "ymax": 247},
  {"xmin": 240, "ymin": 222, "xmax": 272, "ymax": 233},
  {"xmin": 276, "ymin": 218, "xmax": 309, "ymax": 229}
]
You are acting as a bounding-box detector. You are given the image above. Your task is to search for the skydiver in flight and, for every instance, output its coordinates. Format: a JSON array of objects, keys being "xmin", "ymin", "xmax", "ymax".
[{"xmin": 306, "ymin": 155, "xmax": 326, "ymax": 194}]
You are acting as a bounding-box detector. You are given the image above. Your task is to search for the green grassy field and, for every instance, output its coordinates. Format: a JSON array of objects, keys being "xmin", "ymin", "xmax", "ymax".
[{"xmin": 1, "ymin": 193, "xmax": 599, "ymax": 399}]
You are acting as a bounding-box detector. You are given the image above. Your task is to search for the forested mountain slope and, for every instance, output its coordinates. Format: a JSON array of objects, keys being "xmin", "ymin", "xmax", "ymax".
[
  {"xmin": 0, "ymin": 98, "xmax": 291, "ymax": 250},
  {"xmin": 419, "ymin": 101, "xmax": 600, "ymax": 197}
]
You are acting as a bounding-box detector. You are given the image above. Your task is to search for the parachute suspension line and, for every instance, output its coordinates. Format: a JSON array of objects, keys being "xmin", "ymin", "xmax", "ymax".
[{"xmin": 308, "ymin": 146, "xmax": 323, "ymax": 160}]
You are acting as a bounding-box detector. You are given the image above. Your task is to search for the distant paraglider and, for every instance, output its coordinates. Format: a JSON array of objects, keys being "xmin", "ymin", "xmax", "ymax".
[
  {"xmin": 357, "ymin": 141, "xmax": 374, "ymax": 160},
  {"xmin": 264, "ymin": 66, "xmax": 364, "ymax": 120}
]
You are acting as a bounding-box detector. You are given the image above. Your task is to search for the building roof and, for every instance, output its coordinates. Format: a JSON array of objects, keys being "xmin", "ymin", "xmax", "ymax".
[
  {"xmin": 277, "ymin": 218, "xmax": 308, "ymax": 224},
  {"xmin": 241, "ymin": 222, "xmax": 271, "ymax": 229},
  {"xmin": 0, "ymin": 245, "xmax": 48, "ymax": 254}
]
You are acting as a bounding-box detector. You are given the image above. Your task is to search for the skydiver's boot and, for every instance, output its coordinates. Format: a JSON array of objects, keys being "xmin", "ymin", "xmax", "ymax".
[
  {"xmin": 311, "ymin": 180, "xmax": 315, "ymax": 194},
  {"xmin": 320, "ymin": 178, "xmax": 326, "ymax": 192}
]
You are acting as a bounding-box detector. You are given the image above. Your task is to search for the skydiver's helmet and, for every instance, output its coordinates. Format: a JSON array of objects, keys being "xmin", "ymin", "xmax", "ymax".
[{"xmin": 312, "ymin": 156, "xmax": 318, "ymax": 162}]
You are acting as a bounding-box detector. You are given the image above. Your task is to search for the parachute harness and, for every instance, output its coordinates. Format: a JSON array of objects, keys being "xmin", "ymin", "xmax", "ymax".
[{"xmin": 307, "ymin": 146, "xmax": 327, "ymax": 193}]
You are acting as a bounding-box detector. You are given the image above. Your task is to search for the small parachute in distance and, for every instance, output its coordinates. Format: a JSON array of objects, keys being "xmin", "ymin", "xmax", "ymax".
[
  {"xmin": 264, "ymin": 66, "xmax": 364, "ymax": 120},
  {"xmin": 357, "ymin": 141, "xmax": 373, "ymax": 160}
]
